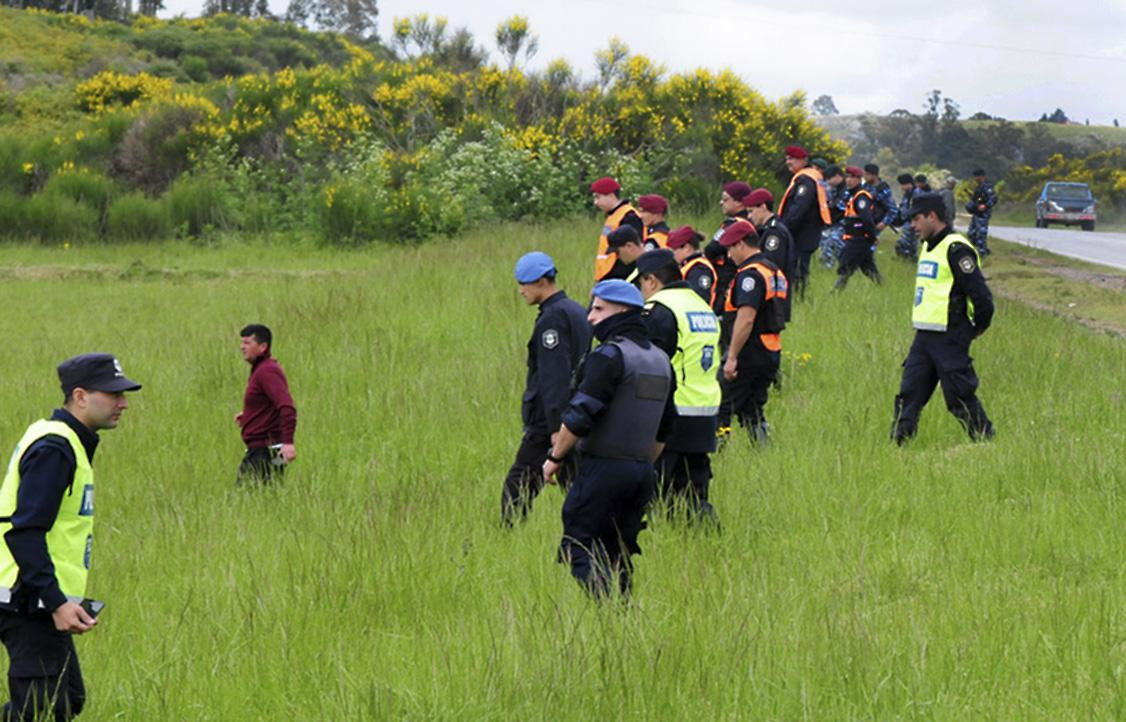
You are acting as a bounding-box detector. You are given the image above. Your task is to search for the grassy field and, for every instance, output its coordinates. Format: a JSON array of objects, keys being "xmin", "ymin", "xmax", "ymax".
[{"xmin": 0, "ymin": 224, "xmax": 1123, "ymax": 720}]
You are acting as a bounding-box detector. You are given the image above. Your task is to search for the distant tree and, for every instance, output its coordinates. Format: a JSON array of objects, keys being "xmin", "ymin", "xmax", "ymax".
[
  {"xmin": 495, "ymin": 15, "xmax": 538, "ymax": 71},
  {"xmin": 942, "ymin": 97, "xmax": 960, "ymax": 122},
  {"xmin": 969, "ymin": 111, "xmax": 993, "ymax": 121},
  {"xmin": 285, "ymin": 0, "xmax": 310, "ymax": 26},
  {"xmin": 137, "ymin": 0, "xmax": 161, "ymax": 15},
  {"xmin": 1039, "ymin": 107, "xmax": 1068, "ymax": 124},
  {"xmin": 432, "ymin": 27, "xmax": 486, "ymax": 72},
  {"xmin": 811, "ymin": 94, "xmax": 838, "ymax": 116},
  {"xmin": 889, "ymin": 108, "xmax": 912, "ymax": 118},
  {"xmin": 595, "ymin": 37, "xmax": 629, "ymax": 92},
  {"xmin": 323, "ymin": 0, "xmax": 379, "ymax": 40},
  {"xmin": 392, "ymin": 13, "xmax": 447, "ymax": 59},
  {"xmin": 923, "ymin": 89, "xmax": 942, "ymax": 118}
]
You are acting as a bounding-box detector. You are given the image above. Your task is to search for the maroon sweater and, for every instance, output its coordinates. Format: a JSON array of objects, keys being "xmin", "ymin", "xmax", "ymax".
[{"xmin": 240, "ymin": 354, "xmax": 297, "ymax": 447}]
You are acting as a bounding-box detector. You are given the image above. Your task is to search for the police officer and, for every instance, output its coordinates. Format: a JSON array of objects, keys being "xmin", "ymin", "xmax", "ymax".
[
  {"xmin": 965, "ymin": 169, "xmax": 997, "ymax": 256},
  {"xmin": 777, "ymin": 145, "xmax": 831, "ymax": 299},
  {"xmin": 744, "ymin": 188, "xmax": 795, "ymax": 322},
  {"xmin": 603, "ymin": 226, "xmax": 646, "ymax": 284},
  {"xmin": 718, "ymin": 221, "xmax": 788, "ymax": 445},
  {"xmin": 0, "ymin": 353, "xmax": 142, "ymax": 721},
  {"xmin": 940, "ymin": 177, "xmax": 958, "ymax": 230},
  {"xmin": 636, "ymin": 194, "xmax": 670, "ymax": 250},
  {"xmin": 502, "ymin": 252, "xmax": 592, "ymax": 525},
  {"xmin": 543, "ymin": 280, "xmax": 676, "ymax": 598},
  {"xmin": 862, "ymin": 163, "xmax": 898, "ymax": 234},
  {"xmin": 820, "ymin": 165, "xmax": 847, "ymax": 268},
  {"xmin": 892, "ymin": 192, "xmax": 995, "ymax": 444},
  {"xmin": 914, "ymin": 173, "xmax": 931, "ymax": 193},
  {"xmin": 893, "ymin": 173, "xmax": 919, "ymax": 259},
  {"xmin": 636, "ymin": 250, "xmax": 721, "ymax": 521},
  {"xmin": 704, "ymin": 181, "xmax": 752, "ymax": 317},
  {"xmin": 834, "ymin": 166, "xmax": 883, "ymax": 290},
  {"xmin": 591, "ymin": 176, "xmax": 644, "ymax": 281},
  {"xmin": 666, "ymin": 225, "xmax": 718, "ymax": 307}
]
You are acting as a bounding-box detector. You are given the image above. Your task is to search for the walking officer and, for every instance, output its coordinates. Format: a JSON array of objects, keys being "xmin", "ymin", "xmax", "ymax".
[
  {"xmin": 704, "ymin": 181, "xmax": 753, "ymax": 316},
  {"xmin": 965, "ymin": 169, "xmax": 997, "ymax": 257},
  {"xmin": 603, "ymin": 225, "xmax": 646, "ymax": 284},
  {"xmin": 718, "ymin": 221, "xmax": 789, "ymax": 445},
  {"xmin": 744, "ymin": 188, "xmax": 795, "ymax": 322},
  {"xmin": 862, "ymin": 163, "xmax": 898, "ymax": 234},
  {"xmin": 0, "ymin": 353, "xmax": 142, "ymax": 721},
  {"xmin": 666, "ymin": 225, "xmax": 718, "ymax": 307},
  {"xmin": 834, "ymin": 166, "xmax": 883, "ymax": 290},
  {"xmin": 777, "ymin": 145, "xmax": 830, "ymax": 299},
  {"xmin": 893, "ymin": 173, "xmax": 919, "ymax": 259},
  {"xmin": 891, "ymin": 192, "xmax": 995, "ymax": 444},
  {"xmin": 636, "ymin": 250, "xmax": 721, "ymax": 522},
  {"xmin": 502, "ymin": 252, "xmax": 592, "ymax": 525},
  {"xmin": 591, "ymin": 176, "xmax": 644, "ymax": 281},
  {"xmin": 820, "ymin": 165, "xmax": 847, "ymax": 268},
  {"xmin": 543, "ymin": 280, "xmax": 676, "ymax": 599},
  {"xmin": 637, "ymin": 194, "xmax": 670, "ymax": 250}
]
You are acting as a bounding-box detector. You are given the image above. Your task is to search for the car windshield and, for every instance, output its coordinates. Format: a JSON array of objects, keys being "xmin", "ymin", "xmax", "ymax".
[{"xmin": 1046, "ymin": 185, "xmax": 1092, "ymax": 200}]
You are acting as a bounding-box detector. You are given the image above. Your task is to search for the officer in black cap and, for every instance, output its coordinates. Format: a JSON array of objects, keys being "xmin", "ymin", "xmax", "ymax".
[
  {"xmin": 0, "ymin": 353, "xmax": 141, "ymax": 721},
  {"xmin": 502, "ymin": 252, "xmax": 592, "ymax": 525},
  {"xmin": 602, "ymin": 226, "xmax": 646, "ymax": 283},
  {"xmin": 892, "ymin": 193, "xmax": 995, "ymax": 444}
]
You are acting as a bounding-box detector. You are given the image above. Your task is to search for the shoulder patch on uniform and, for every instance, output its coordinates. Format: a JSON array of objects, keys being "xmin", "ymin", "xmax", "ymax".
[
  {"xmin": 797, "ymin": 185, "xmax": 807, "ymax": 196},
  {"xmin": 765, "ymin": 235, "xmax": 780, "ymax": 251},
  {"xmin": 698, "ymin": 274, "xmax": 712, "ymax": 289},
  {"xmin": 857, "ymin": 198, "xmax": 867, "ymax": 209},
  {"xmin": 542, "ymin": 329, "xmax": 559, "ymax": 349},
  {"xmin": 958, "ymin": 256, "xmax": 976, "ymax": 273},
  {"xmin": 741, "ymin": 275, "xmax": 755, "ymax": 292}
]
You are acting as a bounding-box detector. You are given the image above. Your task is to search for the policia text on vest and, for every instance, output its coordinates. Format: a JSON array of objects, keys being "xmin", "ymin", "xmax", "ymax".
[{"xmin": 0, "ymin": 353, "xmax": 141, "ymax": 722}]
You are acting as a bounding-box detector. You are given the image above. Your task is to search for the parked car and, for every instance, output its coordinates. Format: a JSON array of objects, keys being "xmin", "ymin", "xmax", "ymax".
[{"xmin": 1035, "ymin": 182, "xmax": 1096, "ymax": 230}]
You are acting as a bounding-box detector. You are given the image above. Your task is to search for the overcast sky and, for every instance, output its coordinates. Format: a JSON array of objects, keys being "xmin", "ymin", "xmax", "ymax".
[{"xmin": 161, "ymin": 0, "xmax": 1126, "ymax": 124}]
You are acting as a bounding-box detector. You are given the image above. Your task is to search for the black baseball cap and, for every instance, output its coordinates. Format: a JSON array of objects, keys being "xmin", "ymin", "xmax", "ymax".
[
  {"xmin": 907, "ymin": 192, "xmax": 947, "ymax": 219},
  {"xmin": 606, "ymin": 225, "xmax": 642, "ymax": 249},
  {"xmin": 58, "ymin": 353, "xmax": 142, "ymax": 395},
  {"xmin": 635, "ymin": 249, "xmax": 678, "ymax": 277}
]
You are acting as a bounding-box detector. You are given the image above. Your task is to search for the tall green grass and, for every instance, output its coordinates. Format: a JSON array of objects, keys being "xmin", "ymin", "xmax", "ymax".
[{"xmin": 0, "ymin": 223, "xmax": 1122, "ymax": 720}]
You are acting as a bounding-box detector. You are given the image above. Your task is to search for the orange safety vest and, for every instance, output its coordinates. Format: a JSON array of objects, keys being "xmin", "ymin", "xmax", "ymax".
[
  {"xmin": 645, "ymin": 227, "xmax": 669, "ymax": 249},
  {"xmin": 681, "ymin": 255, "xmax": 718, "ymax": 307},
  {"xmin": 777, "ymin": 167, "xmax": 831, "ymax": 225},
  {"xmin": 843, "ymin": 188, "xmax": 875, "ymax": 243},
  {"xmin": 724, "ymin": 260, "xmax": 787, "ymax": 352},
  {"xmin": 595, "ymin": 203, "xmax": 639, "ymax": 280}
]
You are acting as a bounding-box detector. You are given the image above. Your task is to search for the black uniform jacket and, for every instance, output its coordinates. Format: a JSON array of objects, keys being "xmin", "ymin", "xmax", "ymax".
[{"xmin": 523, "ymin": 291, "xmax": 592, "ymax": 434}]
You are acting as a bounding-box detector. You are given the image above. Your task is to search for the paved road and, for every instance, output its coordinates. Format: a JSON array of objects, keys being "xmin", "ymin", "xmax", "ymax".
[{"xmin": 988, "ymin": 225, "xmax": 1126, "ymax": 270}]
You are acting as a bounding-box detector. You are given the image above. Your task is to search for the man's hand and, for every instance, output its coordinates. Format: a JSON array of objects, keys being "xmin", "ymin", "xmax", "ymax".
[
  {"xmin": 876, "ymin": 222, "xmax": 887, "ymax": 232},
  {"xmin": 723, "ymin": 356, "xmax": 738, "ymax": 382},
  {"xmin": 542, "ymin": 459, "xmax": 561, "ymax": 485},
  {"xmin": 280, "ymin": 443, "xmax": 296, "ymax": 463},
  {"xmin": 52, "ymin": 601, "xmax": 96, "ymax": 634},
  {"xmin": 234, "ymin": 412, "xmax": 243, "ymax": 426}
]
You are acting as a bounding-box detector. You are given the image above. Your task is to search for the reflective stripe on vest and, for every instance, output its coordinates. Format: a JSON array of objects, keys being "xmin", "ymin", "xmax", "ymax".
[
  {"xmin": 596, "ymin": 203, "xmax": 638, "ymax": 280},
  {"xmin": 681, "ymin": 256, "xmax": 718, "ymax": 307},
  {"xmin": 912, "ymin": 233, "xmax": 978, "ymax": 332},
  {"xmin": 778, "ymin": 167, "xmax": 832, "ymax": 225},
  {"xmin": 647, "ymin": 287, "xmax": 722, "ymax": 416},
  {"xmin": 578, "ymin": 337, "xmax": 672, "ymax": 461},
  {"xmin": 0, "ymin": 420, "xmax": 94, "ymax": 600},
  {"xmin": 725, "ymin": 260, "xmax": 787, "ymax": 352}
]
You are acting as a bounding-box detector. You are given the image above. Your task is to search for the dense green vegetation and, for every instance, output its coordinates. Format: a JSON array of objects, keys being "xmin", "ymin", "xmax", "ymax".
[{"xmin": 0, "ymin": 225, "xmax": 1122, "ymax": 719}]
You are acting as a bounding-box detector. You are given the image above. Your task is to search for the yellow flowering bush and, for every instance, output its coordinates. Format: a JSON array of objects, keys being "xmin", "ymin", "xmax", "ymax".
[{"xmin": 75, "ymin": 71, "xmax": 173, "ymax": 114}]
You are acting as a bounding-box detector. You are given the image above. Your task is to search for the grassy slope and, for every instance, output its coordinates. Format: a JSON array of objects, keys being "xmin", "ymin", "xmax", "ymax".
[{"xmin": 0, "ymin": 225, "xmax": 1122, "ymax": 720}]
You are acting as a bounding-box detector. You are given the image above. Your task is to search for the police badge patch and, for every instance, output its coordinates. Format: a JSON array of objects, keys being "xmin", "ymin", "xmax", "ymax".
[
  {"xmin": 741, "ymin": 276, "xmax": 755, "ymax": 292},
  {"xmin": 797, "ymin": 185, "xmax": 807, "ymax": 196},
  {"xmin": 958, "ymin": 256, "xmax": 976, "ymax": 273},
  {"xmin": 765, "ymin": 235, "xmax": 779, "ymax": 251},
  {"xmin": 699, "ymin": 275, "xmax": 712, "ymax": 288},
  {"xmin": 542, "ymin": 329, "xmax": 559, "ymax": 349}
]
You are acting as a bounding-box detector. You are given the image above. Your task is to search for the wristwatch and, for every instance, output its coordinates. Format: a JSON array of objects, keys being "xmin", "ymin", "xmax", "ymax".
[{"xmin": 546, "ymin": 451, "xmax": 563, "ymax": 463}]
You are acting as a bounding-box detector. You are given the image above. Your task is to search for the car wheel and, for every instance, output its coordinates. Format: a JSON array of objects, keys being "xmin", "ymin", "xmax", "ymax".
[{"xmin": 1081, "ymin": 221, "xmax": 1094, "ymax": 231}]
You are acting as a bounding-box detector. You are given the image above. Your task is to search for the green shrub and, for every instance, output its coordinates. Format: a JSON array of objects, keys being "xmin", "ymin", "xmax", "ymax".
[
  {"xmin": 164, "ymin": 172, "xmax": 236, "ymax": 237},
  {"xmin": 20, "ymin": 190, "xmax": 99, "ymax": 243},
  {"xmin": 43, "ymin": 171, "xmax": 114, "ymax": 218},
  {"xmin": 318, "ymin": 179, "xmax": 386, "ymax": 245},
  {"xmin": 181, "ymin": 54, "xmax": 210, "ymax": 83},
  {"xmin": 106, "ymin": 191, "xmax": 170, "ymax": 241},
  {"xmin": 0, "ymin": 191, "xmax": 22, "ymax": 238}
]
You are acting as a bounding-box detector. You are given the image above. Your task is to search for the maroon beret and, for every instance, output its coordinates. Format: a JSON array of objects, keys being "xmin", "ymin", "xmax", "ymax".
[
  {"xmin": 590, "ymin": 176, "xmax": 621, "ymax": 194},
  {"xmin": 666, "ymin": 225, "xmax": 700, "ymax": 249},
  {"xmin": 722, "ymin": 181, "xmax": 752, "ymax": 202},
  {"xmin": 744, "ymin": 188, "xmax": 774, "ymax": 207},
  {"xmin": 637, "ymin": 194, "xmax": 668, "ymax": 214},
  {"xmin": 845, "ymin": 165, "xmax": 864, "ymax": 177},
  {"xmin": 718, "ymin": 219, "xmax": 758, "ymax": 247},
  {"xmin": 784, "ymin": 145, "xmax": 808, "ymax": 159}
]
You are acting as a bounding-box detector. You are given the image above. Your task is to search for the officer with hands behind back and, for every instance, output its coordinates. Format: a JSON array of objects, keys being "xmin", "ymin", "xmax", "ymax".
[
  {"xmin": 543, "ymin": 280, "xmax": 676, "ymax": 599},
  {"xmin": 502, "ymin": 252, "xmax": 592, "ymax": 525},
  {"xmin": 892, "ymin": 192, "xmax": 995, "ymax": 444},
  {"xmin": 0, "ymin": 354, "xmax": 142, "ymax": 721}
]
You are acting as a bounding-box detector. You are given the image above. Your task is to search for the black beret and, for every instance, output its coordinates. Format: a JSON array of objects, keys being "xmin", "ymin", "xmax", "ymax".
[
  {"xmin": 972, "ymin": 168, "xmax": 986, "ymax": 177},
  {"xmin": 824, "ymin": 165, "xmax": 842, "ymax": 178},
  {"xmin": 863, "ymin": 163, "xmax": 879, "ymax": 174},
  {"xmin": 635, "ymin": 249, "xmax": 679, "ymax": 277},
  {"xmin": 606, "ymin": 225, "xmax": 641, "ymax": 249},
  {"xmin": 908, "ymin": 191, "xmax": 947, "ymax": 219},
  {"xmin": 897, "ymin": 173, "xmax": 914, "ymax": 184}
]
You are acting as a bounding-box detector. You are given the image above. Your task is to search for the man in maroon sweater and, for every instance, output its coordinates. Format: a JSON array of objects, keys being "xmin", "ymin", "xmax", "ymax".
[{"xmin": 235, "ymin": 324, "xmax": 297, "ymax": 485}]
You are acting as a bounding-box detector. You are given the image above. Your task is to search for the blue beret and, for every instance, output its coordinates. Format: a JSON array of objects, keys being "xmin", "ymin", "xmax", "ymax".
[
  {"xmin": 514, "ymin": 251, "xmax": 556, "ymax": 283},
  {"xmin": 591, "ymin": 279, "xmax": 644, "ymax": 309}
]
